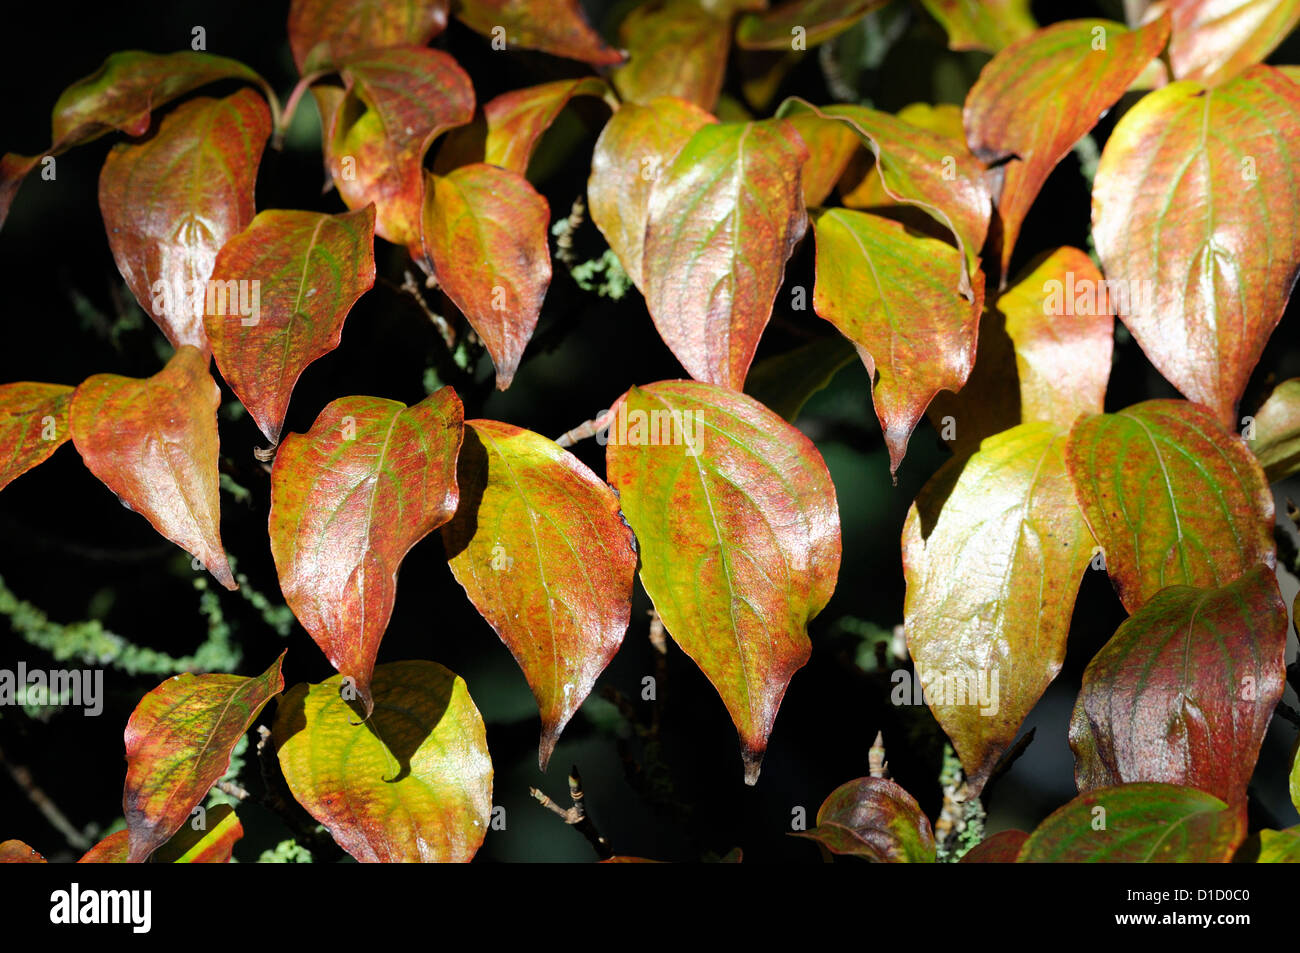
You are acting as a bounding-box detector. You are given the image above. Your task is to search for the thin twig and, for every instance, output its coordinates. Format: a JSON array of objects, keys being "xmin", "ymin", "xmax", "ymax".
[
  {"xmin": 555, "ymin": 408, "xmax": 616, "ymax": 448},
  {"xmin": 395, "ymin": 270, "xmax": 456, "ymax": 351},
  {"xmin": 529, "ymin": 765, "xmax": 613, "ymax": 860},
  {"xmin": 0, "ymin": 745, "xmax": 92, "ymax": 851},
  {"xmin": 217, "ymin": 779, "xmax": 251, "ymax": 802}
]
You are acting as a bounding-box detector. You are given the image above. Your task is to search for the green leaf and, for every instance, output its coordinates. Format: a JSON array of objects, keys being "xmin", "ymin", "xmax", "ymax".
[
  {"xmin": 965, "ymin": 16, "xmax": 1170, "ymax": 276},
  {"xmin": 793, "ymin": 777, "xmax": 936, "ymax": 862},
  {"xmin": 1165, "ymin": 0, "xmax": 1300, "ymax": 85},
  {"xmin": 99, "ymin": 90, "xmax": 271, "ymax": 352},
  {"xmin": 1069, "ymin": 566, "xmax": 1288, "ymax": 805},
  {"xmin": 454, "ymin": 0, "xmax": 625, "ymax": 66},
  {"xmin": 1064, "ymin": 400, "xmax": 1275, "ymax": 612},
  {"xmin": 69, "ymin": 346, "xmax": 237, "ymax": 590},
  {"xmin": 0, "ymin": 382, "xmax": 73, "ymax": 493},
  {"xmin": 587, "ymin": 96, "xmax": 716, "ymax": 291},
  {"xmin": 736, "ymin": 0, "xmax": 887, "ymax": 50},
  {"xmin": 205, "ymin": 206, "xmax": 378, "ymax": 444},
  {"xmin": 420, "ymin": 164, "xmax": 551, "ymax": 388},
  {"xmin": 917, "ymin": 0, "xmax": 1036, "ymax": 52},
  {"xmin": 123, "ymin": 653, "xmax": 285, "ymax": 863},
  {"xmin": 642, "ymin": 120, "xmax": 809, "ymax": 390},
  {"xmin": 152, "ymin": 803, "xmax": 243, "ymax": 863},
  {"xmin": 1247, "ymin": 378, "xmax": 1300, "ymax": 481},
  {"xmin": 441, "ymin": 419, "xmax": 637, "ymax": 769},
  {"xmin": 1017, "ymin": 783, "xmax": 1246, "ymax": 862},
  {"xmin": 810, "ymin": 206, "xmax": 986, "ymax": 474},
  {"xmin": 0, "ymin": 840, "xmax": 45, "ymax": 863},
  {"xmin": 605, "ymin": 380, "xmax": 841, "ymax": 782},
  {"xmin": 902, "ymin": 423, "xmax": 1093, "ymax": 793},
  {"xmin": 1257, "ymin": 826, "xmax": 1300, "ymax": 862},
  {"xmin": 1290, "ymin": 729, "xmax": 1299, "ymax": 812},
  {"xmin": 273, "ymin": 660, "xmax": 493, "ymax": 862},
  {"xmin": 288, "ymin": 0, "xmax": 451, "ymax": 73},
  {"xmin": 743, "ymin": 335, "xmax": 857, "ymax": 422},
  {"xmin": 268, "ymin": 389, "xmax": 463, "ymax": 714},
  {"xmin": 322, "ymin": 47, "xmax": 474, "ymax": 248},
  {"xmin": 1092, "ymin": 66, "xmax": 1300, "ymax": 427},
  {"xmin": 959, "ymin": 830, "xmax": 1028, "ymax": 862},
  {"xmin": 613, "ymin": 1, "xmax": 731, "ymax": 111}
]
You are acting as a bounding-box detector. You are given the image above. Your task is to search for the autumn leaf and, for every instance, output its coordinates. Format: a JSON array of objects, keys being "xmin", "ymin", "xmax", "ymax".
[
  {"xmin": 793, "ymin": 777, "xmax": 936, "ymax": 862},
  {"xmin": 0, "ymin": 840, "xmax": 45, "ymax": 863},
  {"xmin": 902, "ymin": 423, "xmax": 1094, "ymax": 794},
  {"xmin": 1257, "ymin": 826, "xmax": 1300, "ymax": 862},
  {"xmin": 1, "ymin": 51, "xmax": 272, "ymax": 230},
  {"xmin": 273, "ymin": 661, "xmax": 492, "ymax": 862},
  {"xmin": 205, "ymin": 206, "xmax": 377, "ymax": 444},
  {"xmin": 735, "ymin": 0, "xmax": 886, "ymax": 50},
  {"xmin": 782, "ymin": 111, "xmax": 860, "ymax": 207},
  {"xmin": 268, "ymin": 389, "xmax": 463, "ymax": 714},
  {"xmin": 0, "ymin": 382, "xmax": 73, "ymax": 493},
  {"xmin": 1018, "ymin": 783, "xmax": 1247, "ymax": 862},
  {"xmin": 613, "ymin": 1, "xmax": 730, "ymax": 111},
  {"xmin": 78, "ymin": 831, "xmax": 129, "ymax": 863},
  {"xmin": 288, "ymin": 0, "xmax": 451, "ymax": 73},
  {"xmin": 152, "ymin": 803, "xmax": 243, "ymax": 863},
  {"xmin": 965, "ymin": 16, "xmax": 1170, "ymax": 278},
  {"xmin": 1091, "ymin": 65, "xmax": 1300, "ymax": 427},
  {"xmin": 1247, "ymin": 378, "xmax": 1300, "ymax": 481},
  {"xmin": 322, "ymin": 47, "xmax": 474, "ymax": 248},
  {"xmin": 435, "ymin": 78, "xmax": 616, "ymax": 176},
  {"xmin": 587, "ymin": 96, "xmax": 716, "ymax": 291},
  {"xmin": 642, "ymin": 119, "xmax": 809, "ymax": 390},
  {"xmin": 917, "ymin": 0, "xmax": 1036, "ymax": 52},
  {"xmin": 959, "ymin": 829, "xmax": 1028, "ymax": 862},
  {"xmin": 99, "ymin": 89, "xmax": 270, "ymax": 352},
  {"xmin": 420, "ymin": 164, "xmax": 551, "ymax": 389},
  {"xmin": 1065, "ymin": 400, "xmax": 1275, "ymax": 612},
  {"xmin": 442, "ymin": 420, "xmax": 636, "ymax": 769},
  {"xmin": 810, "ymin": 206, "xmax": 986, "ymax": 475},
  {"xmin": 122, "ymin": 653, "xmax": 285, "ymax": 863},
  {"xmin": 1069, "ymin": 566, "xmax": 1288, "ymax": 805},
  {"xmin": 1157, "ymin": 0, "xmax": 1300, "ymax": 85},
  {"xmin": 454, "ymin": 0, "xmax": 625, "ymax": 66},
  {"xmin": 604, "ymin": 381, "xmax": 841, "ymax": 783},
  {"xmin": 69, "ymin": 346, "xmax": 237, "ymax": 590}
]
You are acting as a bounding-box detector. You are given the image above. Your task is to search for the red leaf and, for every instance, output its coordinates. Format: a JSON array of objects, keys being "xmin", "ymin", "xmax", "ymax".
[
  {"xmin": 1158, "ymin": 0, "xmax": 1300, "ymax": 85},
  {"xmin": 205, "ymin": 206, "xmax": 378, "ymax": 444},
  {"xmin": 794, "ymin": 776, "xmax": 936, "ymax": 862},
  {"xmin": 123, "ymin": 653, "xmax": 285, "ymax": 862},
  {"xmin": 78, "ymin": 831, "xmax": 129, "ymax": 863},
  {"xmin": 454, "ymin": 0, "xmax": 626, "ymax": 66},
  {"xmin": 959, "ymin": 830, "xmax": 1029, "ymax": 862},
  {"xmin": 964, "ymin": 16, "xmax": 1170, "ymax": 277},
  {"xmin": 642, "ymin": 120, "xmax": 809, "ymax": 390},
  {"xmin": 1069, "ymin": 566, "xmax": 1288, "ymax": 806},
  {"xmin": 268, "ymin": 388, "xmax": 464, "ymax": 713},
  {"xmin": 288, "ymin": 0, "xmax": 451, "ymax": 73},
  {"xmin": 420, "ymin": 164, "xmax": 551, "ymax": 389},
  {"xmin": 69, "ymin": 346, "xmax": 236, "ymax": 590},
  {"xmin": 99, "ymin": 89, "xmax": 271, "ymax": 352},
  {"xmin": 0, "ymin": 840, "xmax": 46, "ymax": 863},
  {"xmin": 0, "ymin": 382, "xmax": 74, "ymax": 493},
  {"xmin": 442, "ymin": 419, "xmax": 637, "ymax": 769}
]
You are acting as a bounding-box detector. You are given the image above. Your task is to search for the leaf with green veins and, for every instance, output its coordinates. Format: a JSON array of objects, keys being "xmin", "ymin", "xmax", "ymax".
[
  {"xmin": 1092, "ymin": 66, "xmax": 1300, "ymax": 428},
  {"xmin": 152, "ymin": 803, "xmax": 243, "ymax": 863},
  {"xmin": 454, "ymin": 0, "xmax": 625, "ymax": 66},
  {"xmin": 205, "ymin": 206, "xmax": 377, "ymax": 444},
  {"xmin": 0, "ymin": 840, "xmax": 45, "ymax": 863},
  {"xmin": 782, "ymin": 111, "xmax": 860, "ymax": 207},
  {"xmin": 613, "ymin": 1, "xmax": 731, "ymax": 111},
  {"xmin": 1017, "ymin": 783, "xmax": 1247, "ymax": 862},
  {"xmin": 917, "ymin": 0, "xmax": 1036, "ymax": 52},
  {"xmin": 839, "ymin": 102, "xmax": 967, "ymax": 211},
  {"xmin": 0, "ymin": 382, "xmax": 73, "ymax": 493},
  {"xmin": 1247, "ymin": 378, "xmax": 1300, "ymax": 481},
  {"xmin": 441, "ymin": 419, "xmax": 637, "ymax": 770},
  {"xmin": 420, "ymin": 164, "xmax": 551, "ymax": 389},
  {"xmin": 736, "ymin": 0, "xmax": 887, "ymax": 50},
  {"xmin": 965, "ymin": 16, "xmax": 1170, "ymax": 278},
  {"xmin": 322, "ymin": 47, "xmax": 474, "ymax": 249},
  {"xmin": 1, "ymin": 51, "xmax": 272, "ymax": 230},
  {"xmin": 273, "ymin": 660, "xmax": 492, "ymax": 863},
  {"xmin": 98, "ymin": 89, "xmax": 270, "ymax": 353},
  {"xmin": 69, "ymin": 346, "xmax": 237, "ymax": 591},
  {"xmin": 902, "ymin": 423, "xmax": 1094, "ymax": 794},
  {"xmin": 1163, "ymin": 0, "xmax": 1300, "ymax": 85},
  {"xmin": 793, "ymin": 776, "xmax": 936, "ymax": 862},
  {"xmin": 779, "ymin": 99, "xmax": 991, "ymax": 287},
  {"xmin": 1069, "ymin": 566, "xmax": 1288, "ymax": 805},
  {"xmin": 1064, "ymin": 400, "xmax": 1275, "ymax": 613},
  {"xmin": 1257, "ymin": 826, "xmax": 1300, "ymax": 861},
  {"xmin": 435, "ymin": 78, "xmax": 615, "ymax": 176},
  {"xmin": 122, "ymin": 653, "xmax": 285, "ymax": 863},
  {"xmin": 78, "ymin": 831, "xmax": 129, "ymax": 863},
  {"xmin": 810, "ymin": 207, "xmax": 986, "ymax": 475},
  {"xmin": 960, "ymin": 830, "xmax": 1029, "ymax": 862},
  {"xmin": 268, "ymin": 389, "xmax": 463, "ymax": 714},
  {"xmin": 587, "ymin": 96, "xmax": 716, "ymax": 291},
  {"xmin": 604, "ymin": 380, "xmax": 841, "ymax": 783},
  {"xmin": 288, "ymin": 0, "xmax": 451, "ymax": 73},
  {"xmin": 743, "ymin": 336, "xmax": 857, "ymax": 422},
  {"xmin": 642, "ymin": 120, "xmax": 809, "ymax": 390}
]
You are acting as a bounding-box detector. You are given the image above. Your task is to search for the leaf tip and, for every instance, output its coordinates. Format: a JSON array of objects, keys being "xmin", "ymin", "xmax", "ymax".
[{"xmin": 742, "ymin": 746, "xmax": 765, "ymax": 786}]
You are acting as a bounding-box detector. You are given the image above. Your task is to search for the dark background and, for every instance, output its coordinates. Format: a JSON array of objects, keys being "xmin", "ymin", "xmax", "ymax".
[{"xmin": 1, "ymin": 0, "xmax": 1298, "ymax": 862}]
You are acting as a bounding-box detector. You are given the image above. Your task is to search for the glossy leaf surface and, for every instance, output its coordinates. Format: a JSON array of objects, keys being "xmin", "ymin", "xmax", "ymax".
[
  {"xmin": 288, "ymin": 0, "xmax": 451, "ymax": 72},
  {"xmin": 918, "ymin": 0, "xmax": 1036, "ymax": 51},
  {"xmin": 794, "ymin": 776, "xmax": 936, "ymax": 862},
  {"xmin": 614, "ymin": 1, "xmax": 730, "ymax": 110},
  {"xmin": 1159, "ymin": 0, "xmax": 1300, "ymax": 84},
  {"xmin": 454, "ymin": 0, "xmax": 625, "ymax": 65},
  {"xmin": 1247, "ymin": 378, "xmax": 1300, "ymax": 481},
  {"xmin": 0, "ymin": 382, "xmax": 73, "ymax": 493}
]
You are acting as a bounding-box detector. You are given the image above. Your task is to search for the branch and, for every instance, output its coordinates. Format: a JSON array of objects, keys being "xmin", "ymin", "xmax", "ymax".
[
  {"xmin": 0, "ymin": 745, "xmax": 92, "ymax": 852},
  {"xmin": 529, "ymin": 765, "xmax": 613, "ymax": 860},
  {"xmin": 555, "ymin": 408, "xmax": 616, "ymax": 448}
]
